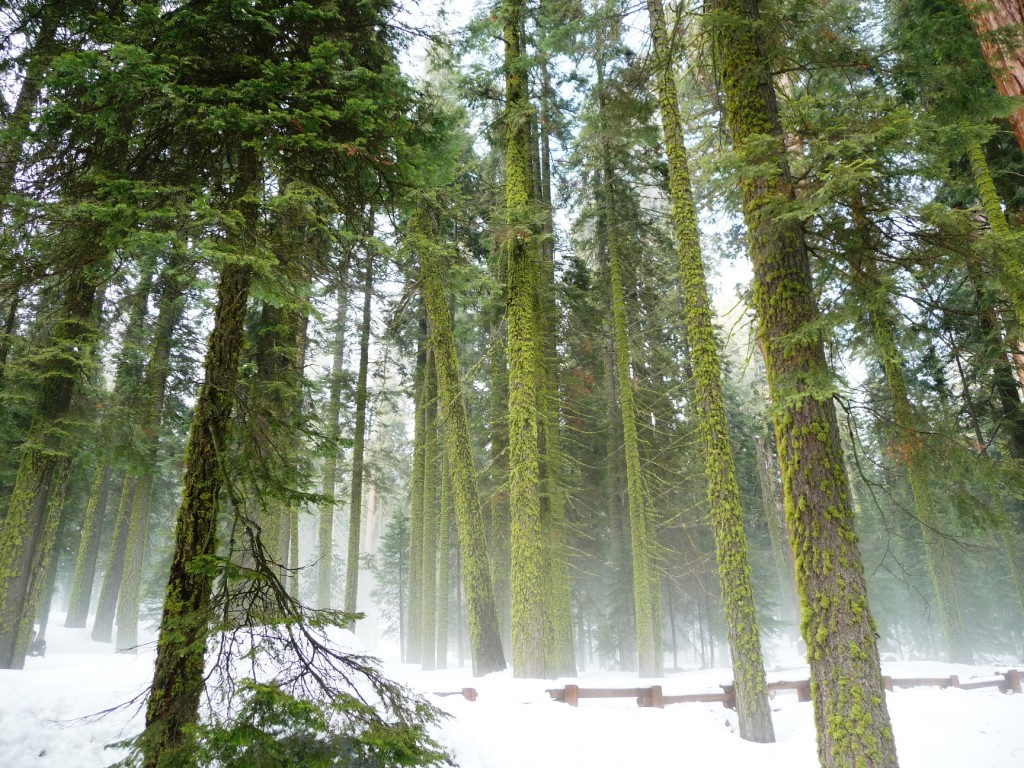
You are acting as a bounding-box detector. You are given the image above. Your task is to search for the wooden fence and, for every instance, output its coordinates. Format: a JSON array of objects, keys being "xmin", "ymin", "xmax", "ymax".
[{"xmin": 544, "ymin": 669, "xmax": 1023, "ymax": 710}]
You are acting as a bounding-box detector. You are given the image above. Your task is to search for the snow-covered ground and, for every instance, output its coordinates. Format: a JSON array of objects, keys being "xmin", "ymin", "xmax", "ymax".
[{"xmin": 2, "ymin": 621, "xmax": 1023, "ymax": 768}]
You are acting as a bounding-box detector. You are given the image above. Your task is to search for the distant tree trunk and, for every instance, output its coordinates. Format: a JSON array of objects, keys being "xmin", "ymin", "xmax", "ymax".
[
  {"xmin": 141, "ymin": 140, "xmax": 258, "ymax": 765},
  {"xmin": 647, "ymin": 0, "xmax": 773, "ymax": 737},
  {"xmin": 0, "ymin": 254, "xmax": 105, "ymax": 669},
  {"xmin": 407, "ymin": 333, "xmax": 428, "ymax": 662},
  {"xmin": 755, "ymin": 434, "xmax": 799, "ymax": 638},
  {"xmin": 343, "ymin": 253, "xmax": 374, "ymax": 617},
  {"xmin": 317, "ymin": 274, "xmax": 350, "ymax": 609},
  {"xmin": 437, "ymin": 442, "xmax": 452, "ymax": 669},
  {"xmin": 853, "ymin": 218, "xmax": 972, "ymax": 665},
  {"xmin": 417, "ymin": 208, "xmax": 506, "ymax": 676},
  {"xmin": 115, "ymin": 255, "xmax": 191, "ymax": 652},
  {"xmin": 64, "ymin": 466, "xmax": 112, "ymax": 627},
  {"xmin": 705, "ymin": 0, "xmax": 898, "ymax": 764},
  {"xmin": 0, "ymin": 294, "xmax": 21, "ymax": 386},
  {"xmin": 420, "ymin": 350, "xmax": 439, "ymax": 670},
  {"xmin": 503, "ymin": 0, "xmax": 547, "ymax": 679},
  {"xmin": 961, "ymin": 0, "xmax": 1024, "ymax": 153},
  {"xmin": 91, "ymin": 478, "xmax": 137, "ymax": 643},
  {"xmin": 608, "ymin": 209, "xmax": 662, "ymax": 678}
]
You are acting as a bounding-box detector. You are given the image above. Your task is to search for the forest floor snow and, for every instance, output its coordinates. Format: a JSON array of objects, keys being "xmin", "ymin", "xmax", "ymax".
[{"xmin": 1, "ymin": 621, "xmax": 1023, "ymax": 767}]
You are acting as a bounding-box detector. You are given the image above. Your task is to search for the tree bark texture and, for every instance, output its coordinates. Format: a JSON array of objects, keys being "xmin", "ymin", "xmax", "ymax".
[
  {"xmin": 646, "ymin": 0, "xmax": 774, "ymax": 738},
  {"xmin": 706, "ymin": 0, "xmax": 898, "ymax": 764}
]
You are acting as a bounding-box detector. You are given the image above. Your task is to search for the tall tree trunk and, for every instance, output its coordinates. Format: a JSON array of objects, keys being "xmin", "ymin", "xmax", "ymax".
[
  {"xmin": 755, "ymin": 433, "xmax": 800, "ymax": 638},
  {"xmin": 115, "ymin": 254, "xmax": 191, "ymax": 652},
  {"xmin": 437, "ymin": 441, "xmax": 452, "ymax": 669},
  {"xmin": 0, "ymin": 254, "xmax": 105, "ymax": 669},
  {"xmin": 503, "ymin": 0, "xmax": 547, "ymax": 679},
  {"xmin": 705, "ymin": 1, "xmax": 898, "ymax": 764},
  {"xmin": 853, "ymin": 217, "xmax": 973, "ymax": 664},
  {"xmin": 420, "ymin": 350, "xmax": 439, "ymax": 670},
  {"xmin": 407, "ymin": 333, "xmax": 428, "ymax": 662},
  {"xmin": 343, "ymin": 253, "xmax": 374, "ymax": 617},
  {"xmin": 91, "ymin": 478, "xmax": 136, "ymax": 642},
  {"xmin": 64, "ymin": 465, "xmax": 112, "ymax": 627},
  {"xmin": 142, "ymin": 259, "xmax": 253, "ymax": 766},
  {"xmin": 317, "ymin": 275, "xmax": 350, "ymax": 609},
  {"xmin": 646, "ymin": 0, "xmax": 773, "ymax": 737},
  {"xmin": 141, "ymin": 140, "xmax": 259, "ymax": 765},
  {"xmin": 416, "ymin": 210, "xmax": 506, "ymax": 676},
  {"xmin": 608, "ymin": 209, "xmax": 662, "ymax": 678}
]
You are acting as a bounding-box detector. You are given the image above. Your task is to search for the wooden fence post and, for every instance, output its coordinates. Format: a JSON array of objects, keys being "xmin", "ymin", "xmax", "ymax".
[
  {"xmin": 564, "ymin": 684, "xmax": 579, "ymax": 707},
  {"xmin": 797, "ymin": 681, "xmax": 811, "ymax": 702},
  {"xmin": 650, "ymin": 685, "xmax": 664, "ymax": 709},
  {"xmin": 883, "ymin": 676, "xmax": 893, "ymax": 692},
  {"xmin": 1004, "ymin": 669, "xmax": 1022, "ymax": 694},
  {"xmin": 950, "ymin": 675, "xmax": 961, "ymax": 689}
]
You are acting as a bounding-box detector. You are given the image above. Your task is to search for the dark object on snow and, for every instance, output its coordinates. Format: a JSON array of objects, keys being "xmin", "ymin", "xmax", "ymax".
[{"xmin": 27, "ymin": 635, "xmax": 46, "ymax": 657}]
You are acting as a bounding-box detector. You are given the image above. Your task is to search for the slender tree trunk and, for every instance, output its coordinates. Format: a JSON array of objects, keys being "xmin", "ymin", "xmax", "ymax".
[
  {"xmin": 854, "ymin": 222, "xmax": 972, "ymax": 664},
  {"xmin": 91, "ymin": 478, "xmax": 137, "ymax": 643},
  {"xmin": 317, "ymin": 275, "xmax": 350, "ymax": 609},
  {"xmin": 503, "ymin": 0, "xmax": 547, "ymax": 679},
  {"xmin": 115, "ymin": 258, "xmax": 191, "ymax": 652},
  {"xmin": 64, "ymin": 465, "xmax": 112, "ymax": 627},
  {"xmin": 437, "ymin": 441, "xmax": 452, "ymax": 669},
  {"xmin": 755, "ymin": 434, "xmax": 799, "ymax": 638},
  {"xmin": 141, "ymin": 139, "xmax": 259, "ymax": 765},
  {"xmin": 407, "ymin": 334, "xmax": 428, "ymax": 662},
  {"xmin": 0, "ymin": 294, "xmax": 21, "ymax": 386},
  {"xmin": 416, "ymin": 209, "xmax": 507, "ymax": 675},
  {"xmin": 646, "ymin": 0, "xmax": 773, "ymax": 737},
  {"xmin": 705, "ymin": 1, "xmax": 897, "ymax": 764},
  {"xmin": 0, "ymin": 257, "xmax": 104, "ymax": 669},
  {"xmin": 608, "ymin": 213, "xmax": 662, "ymax": 678},
  {"xmin": 343, "ymin": 253, "xmax": 374, "ymax": 617},
  {"xmin": 420, "ymin": 350, "xmax": 439, "ymax": 670}
]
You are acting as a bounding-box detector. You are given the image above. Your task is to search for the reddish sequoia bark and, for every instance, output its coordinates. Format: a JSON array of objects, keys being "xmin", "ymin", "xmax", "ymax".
[{"xmin": 962, "ymin": 0, "xmax": 1024, "ymax": 152}]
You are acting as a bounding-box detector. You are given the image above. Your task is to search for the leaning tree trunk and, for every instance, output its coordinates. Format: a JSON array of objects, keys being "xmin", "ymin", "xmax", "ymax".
[
  {"xmin": 416, "ymin": 209, "xmax": 506, "ymax": 676},
  {"xmin": 141, "ymin": 140, "xmax": 259, "ymax": 764},
  {"xmin": 0, "ymin": 253, "xmax": 105, "ymax": 669},
  {"xmin": 407, "ymin": 332, "xmax": 428, "ymax": 662},
  {"xmin": 142, "ymin": 256, "xmax": 254, "ymax": 766},
  {"xmin": 646, "ymin": 0, "xmax": 774, "ymax": 737},
  {"xmin": 705, "ymin": 0, "xmax": 898, "ymax": 765},
  {"xmin": 317, "ymin": 273, "xmax": 350, "ymax": 609},
  {"xmin": 342, "ymin": 253, "xmax": 374, "ymax": 617},
  {"xmin": 437, "ymin": 441, "xmax": 452, "ymax": 669},
  {"xmin": 502, "ymin": 0, "xmax": 547, "ymax": 679}
]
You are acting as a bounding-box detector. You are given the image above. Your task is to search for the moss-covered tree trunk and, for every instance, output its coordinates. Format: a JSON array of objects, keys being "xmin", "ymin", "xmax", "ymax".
[
  {"xmin": 416, "ymin": 209, "xmax": 506, "ymax": 676},
  {"xmin": 0, "ymin": 255, "xmax": 104, "ymax": 669},
  {"xmin": 420, "ymin": 350, "xmax": 439, "ymax": 670},
  {"xmin": 142, "ymin": 249, "xmax": 255, "ymax": 766},
  {"xmin": 705, "ymin": 0, "xmax": 897, "ymax": 764},
  {"xmin": 502, "ymin": 0, "xmax": 547, "ymax": 679},
  {"xmin": 342, "ymin": 253, "xmax": 374, "ymax": 617},
  {"xmin": 646, "ymin": 0, "xmax": 773, "ymax": 736},
  {"xmin": 317, "ymin": 275, "xmax": 350, "ymax": 609}
]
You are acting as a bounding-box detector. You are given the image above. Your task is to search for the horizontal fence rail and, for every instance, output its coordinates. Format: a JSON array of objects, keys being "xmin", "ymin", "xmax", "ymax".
[{"xmin": 544, "ymin": 669, "xmax": 1023, "ymax": 710}]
